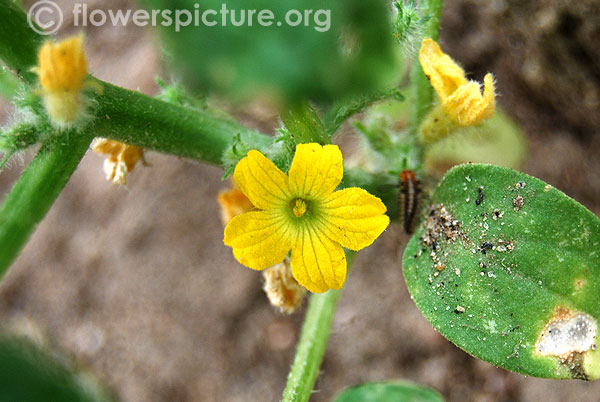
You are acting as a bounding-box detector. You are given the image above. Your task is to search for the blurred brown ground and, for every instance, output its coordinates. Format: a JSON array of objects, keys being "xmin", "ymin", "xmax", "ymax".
[{"xmin": 1, "ymin": 1, "xmax": 599, "ymax": 401}]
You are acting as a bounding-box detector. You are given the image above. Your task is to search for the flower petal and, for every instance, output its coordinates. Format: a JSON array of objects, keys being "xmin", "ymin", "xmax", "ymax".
[
  {"xmin": 288, "ymin": 143, "xmax": 343, "ymax": 198},
  {"xmin": 290, "ymin": 224, "xmax": 346, "ymax": 293},
  {"xmin": 442, "ymin": 73, "xmax": 495, "ymax": 126},
  {"xmin": 419, "ymin": 38, "xmax": 468, "ymax": 101},
  {"xmin": 224, "ymin": 211, "xmax": 293, "ymax": 270},
  {"xmin": 233, "ymin": 150, "xmax": 290, "ymax": 210},
  {"xmin": 320, "ymin": 188, "xmax": 390, "ymax": 251}
]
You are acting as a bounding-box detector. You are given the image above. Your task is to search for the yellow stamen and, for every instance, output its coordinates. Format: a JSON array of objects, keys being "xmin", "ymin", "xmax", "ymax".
[{"xmin": 292, "ymin": 199, "xmax": 307, "ymax": 218}]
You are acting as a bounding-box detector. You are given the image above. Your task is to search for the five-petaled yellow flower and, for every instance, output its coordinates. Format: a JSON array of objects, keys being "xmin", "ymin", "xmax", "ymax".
[
  {"xmin": 418, "ymin": 38, "xmax": 496, "ymax": 143},
  {"xmin": 224, "ymin": 143, "xmax": 390, "ymax": 293}
]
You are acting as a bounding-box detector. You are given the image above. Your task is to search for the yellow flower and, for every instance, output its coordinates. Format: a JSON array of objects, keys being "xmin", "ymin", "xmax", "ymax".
[
  {"xmin": 224, "ymin": 143, "xmax": 390, "ymax": 293},
  {"xmin": 419, "ymin": 38, "xmax": 495, "ymax": 126},
  {"xmin": 36, "ymin": 34, "xmax": 91, "ymax": 127},
  {"xmin": 92, "ymin": 139, "xmax": 144, "ymax": 186}
]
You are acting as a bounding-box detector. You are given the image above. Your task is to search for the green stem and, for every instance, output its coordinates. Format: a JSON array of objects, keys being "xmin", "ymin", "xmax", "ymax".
[
  {"xmin": 0, "ymin": 133, "xmax": 93, "ymax": 276},
  {"xmin": 93, "ymin": 80, "xmax": 272, "ymax": 166},
  {"xmin": 408, "ymin": 0, "xmax": 443, "ymax": 138},
  {"xmin": 282, "ymin": 252, "xmax": 356, "ymax": 402},
  {"xmin": 323, "ymin": 89, "xmax": 404, "ymax": 136},
  {"xmin": 281, "ymin": 102, "xmax": 331, "ymax": 146},
  {"xmin": 0, "ymin": 82, "xmax": 273, "ymax": 276}
]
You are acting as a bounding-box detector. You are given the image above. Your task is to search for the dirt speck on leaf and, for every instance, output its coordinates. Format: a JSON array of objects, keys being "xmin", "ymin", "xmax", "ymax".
[
  {"xmin": 422, "ymin": 204, "xmax": 462, "ymax": 247},
  {"xmin": 513, "ymin": 195, "xmax": 525, "ymax": 211}
]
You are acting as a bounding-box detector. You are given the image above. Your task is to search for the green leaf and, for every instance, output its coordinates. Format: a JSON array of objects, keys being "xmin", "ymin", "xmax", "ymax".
[
  {"xmin": 140, "ymin": 0, "xmax": 397, "ymax": 103},
  {"xmin": 281, "ymin": 102, "xmax": 330, "ymax": 145},
  {"xmin": 0, "ymin": 333, "xmax": 114, "ymax": 402},
  {"xmin": 333, "ymin": 381, "xmax": 444, "ymax": 402},
  {"xmin": 403, "ymin": 164, "xmax": 600, "ymax": 380}
]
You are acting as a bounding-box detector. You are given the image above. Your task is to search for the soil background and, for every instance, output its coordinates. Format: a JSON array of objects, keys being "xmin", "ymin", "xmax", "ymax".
[{"xmin": 1, "ymin": 1, "xmax": 600, "ymax": 401}]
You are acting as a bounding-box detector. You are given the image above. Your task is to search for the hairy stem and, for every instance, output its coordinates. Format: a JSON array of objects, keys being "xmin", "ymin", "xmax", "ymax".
[
  {"xmin": 282, "ymin": 252, "xmax": 356, "ymax": 402},
  {"xmin": 0, "ymin": 133, "xmax": 93, "ymax": 276},
  {"xmin": 409, "ymin": 0, "xmax": 444, "ymax": 138},
  {"xmin": 92, "ymin": 80, "xmax": 272, "ymax": 165},
  {"xmin": 323, "ymin": 89, "xmax": 404, "ymax": 136}
]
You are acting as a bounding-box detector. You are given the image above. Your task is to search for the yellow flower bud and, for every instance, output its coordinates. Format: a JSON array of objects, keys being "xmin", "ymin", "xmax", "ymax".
[
  {"xmin": 36, "ymin": 34, "xmax": 91, "ymax": 127},
  {"xmin": 418, "ymin": 38, "xmax": 496, "ymax": 143}
]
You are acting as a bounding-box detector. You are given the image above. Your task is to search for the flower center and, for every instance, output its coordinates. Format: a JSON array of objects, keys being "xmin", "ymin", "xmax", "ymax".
[{"xmin": 291, "ymin": 198, "xmax": 308, "ymax": 218}]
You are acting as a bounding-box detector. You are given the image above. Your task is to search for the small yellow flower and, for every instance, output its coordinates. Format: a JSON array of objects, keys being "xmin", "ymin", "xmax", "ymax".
[
  {"xmin": 419, "ymin": 38, "xmax": 495, "ymax": 126},
  {"xmin": 92, "ymin": 139, "xmax": 144, "ymax": 186},
  {"xmin": 36, "ymin": 34, "xmax": 91, "ymax": 127},
  {"xmin": 224, "ymin": 143, "xmax": 390, "ymax": 293}
]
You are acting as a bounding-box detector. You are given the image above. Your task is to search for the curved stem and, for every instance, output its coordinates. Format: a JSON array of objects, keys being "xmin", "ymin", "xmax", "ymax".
[{"xmin": 282, "ymin": 252, "xmax": 356, "ymax": 402}]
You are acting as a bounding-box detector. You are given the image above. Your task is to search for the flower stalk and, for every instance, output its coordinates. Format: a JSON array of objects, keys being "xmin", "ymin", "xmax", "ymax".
[
  {"xmin": 408, "ymin": 0, "xmax": 443, "ymax": 138},
  {"xmin": 282, "ymin": 252, "xmax": 355, "ymax": 402}
]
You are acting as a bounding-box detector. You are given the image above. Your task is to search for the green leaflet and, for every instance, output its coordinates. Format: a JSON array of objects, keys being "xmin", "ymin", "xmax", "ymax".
[
  {"xmin": 333, "ymin": 381, "xmax": 444, "ymax": 402},
  {"xmin": 139, "ymin": 0, "xmax": 396, "ymax": 103},
  {"xmin": 402, "ymin": 164, "xmax": 600, "ymax": 380}
]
